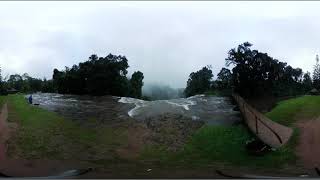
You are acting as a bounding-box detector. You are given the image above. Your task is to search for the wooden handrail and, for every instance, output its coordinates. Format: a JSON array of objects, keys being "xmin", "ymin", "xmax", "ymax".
[{"xmin": 233, "ymin": 93, "xmax": 283, "ymax": 145}]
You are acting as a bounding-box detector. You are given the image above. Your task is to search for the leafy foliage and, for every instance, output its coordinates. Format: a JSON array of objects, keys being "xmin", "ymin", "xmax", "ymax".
[
  {"xmin": 52, "ymin": 53, "xmax": 144, "ymax": 97},
  {"xmin": 216, "ymin": 67, "xmax": 232, "ymax": 90},
  {"xmin": 129, "ymin": 71, "xmax": 144, "ymax": 98},
  {"xmin": 1, "ymin": 53, "xmax": 144, "ymax": 97},
  {"xmin": 302, "ymin": 72, "xmax": 313, "ymax": 92},
  {"xmin": 184, "ymin": 66, "xmax": 213, "ymax": 97},
  {"xmin": 2, "ymin": 73, "xmax": 54, "ymax": 93},
  {"xmin": 183, "ymin": 42, "xmax": 312, "ymax": 98},
  {"xmin": 226, "ymin": 42, "xmax": 306, "ymax": 97}
]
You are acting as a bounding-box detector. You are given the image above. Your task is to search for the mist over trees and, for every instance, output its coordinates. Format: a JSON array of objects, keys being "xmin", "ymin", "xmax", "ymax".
[
  {"xmin": 0, "ymin": 42, "xmax": 319, "ymax": 99},
  {"xmin": 142, "ymin": 83, "xmax": 184, "ymax": 100}
]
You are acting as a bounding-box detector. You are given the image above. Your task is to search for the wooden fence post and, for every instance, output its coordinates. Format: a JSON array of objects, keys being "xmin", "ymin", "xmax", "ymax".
[{"xmin": 255, "ymin": 115, "xmax": 259, "ymax": 134}]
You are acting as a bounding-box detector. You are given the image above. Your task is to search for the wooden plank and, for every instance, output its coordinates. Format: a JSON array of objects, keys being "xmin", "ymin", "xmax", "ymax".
[{"xmin": 232, "ymin": 93, "xmax": 293, "ymax": 148}]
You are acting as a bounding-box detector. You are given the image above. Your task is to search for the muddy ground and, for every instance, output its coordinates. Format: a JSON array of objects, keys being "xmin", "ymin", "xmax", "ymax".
[{"xmin": 296, "ymin": 117, "xmax": 320, "ymax": 169}]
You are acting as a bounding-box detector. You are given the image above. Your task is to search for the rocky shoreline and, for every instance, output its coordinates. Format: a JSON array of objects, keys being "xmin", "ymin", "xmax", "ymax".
[{"xmin": 142, "ymin": 113, "xmax": 205, "ymax": 151}]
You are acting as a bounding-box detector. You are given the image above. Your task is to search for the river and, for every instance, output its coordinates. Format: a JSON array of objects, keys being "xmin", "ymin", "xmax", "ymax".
[{"xmin": 28, "ymin": 93, "xmax": 242, "ymax": 125}]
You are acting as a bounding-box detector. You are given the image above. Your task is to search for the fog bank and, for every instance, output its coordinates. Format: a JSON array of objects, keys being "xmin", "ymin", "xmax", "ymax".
[{"xmin": 142, "ymin": 83, "xmax": 185, "ymax": 100}]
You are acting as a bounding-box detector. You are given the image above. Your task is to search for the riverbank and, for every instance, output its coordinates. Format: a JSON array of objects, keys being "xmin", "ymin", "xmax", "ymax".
[
  {"xmin": 265, "ymin": 95, "xmax": 320, "ymax": 169},
  {"xmin": 0, "ymin": 94, "xmax": 313, "ymax": 177}
]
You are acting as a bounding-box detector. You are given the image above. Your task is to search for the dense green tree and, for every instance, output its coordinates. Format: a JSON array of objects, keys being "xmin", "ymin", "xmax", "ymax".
[
  {"xmin": 226, "ymin": 42, "xmax": 307, "ymax": 97},
  {"xmin": 7, "ymin": 74, "xmax": 23, "ymax": 91},
  {"xmin": 184, "ymin": 66, "xmax": 213, "ymax": 97},
  {"xmin": 303, "ymin": 72, "xmax": 313, "ymax": 92},
  {"xmin": 29, "ymin": 78, "xmax": 43, "ymax": 92},
  {"xmin": 5, "ymin": 73, "xmax": 44, "ymax": 93},
  {"xmin": 216, "ymin": 67, "xmax": 232, "ymax": 90},
  {"xmin": 52, "ymin": 53, "xmax": 144, "ymax": 97},
  {"xmin": 53, "ymin": 68, "xmax": 66, "ymax": 93},
  {"xmin": 129, "ymin": 71, "xmax": 144, "ymax": 98},
  {"xmin": 40, "ymin": 78, "xmax": 52, "ymax": 93}
]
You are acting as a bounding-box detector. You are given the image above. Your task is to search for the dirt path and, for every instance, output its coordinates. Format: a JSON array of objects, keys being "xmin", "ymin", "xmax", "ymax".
[
  {"xmin": 296, "ymin": 117, "xmax": 320, "ymax": 169},
  {"xmin": 0, "ymin": 103, "xmax": 9, "ymax": 160}
]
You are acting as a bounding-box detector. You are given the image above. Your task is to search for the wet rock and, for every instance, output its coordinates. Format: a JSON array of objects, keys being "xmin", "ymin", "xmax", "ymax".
[{"xmin": 142, "ymin": 113, "xmax": 205, "ymax": 152}]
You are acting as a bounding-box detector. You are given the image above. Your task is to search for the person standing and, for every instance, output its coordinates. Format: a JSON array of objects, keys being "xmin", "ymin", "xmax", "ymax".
[{"xmin": 28, "ymin": 95, "xmax": 33, "ymax": 104}]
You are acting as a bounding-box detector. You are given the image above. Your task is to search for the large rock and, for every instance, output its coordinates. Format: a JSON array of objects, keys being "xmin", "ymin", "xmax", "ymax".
[{"xmin": 143, "ymin": 113, "xmax": 205, "ymax": 152}]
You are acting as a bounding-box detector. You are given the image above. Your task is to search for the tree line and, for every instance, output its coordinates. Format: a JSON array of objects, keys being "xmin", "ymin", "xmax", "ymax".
[
  {"xmin": 185, "ymin": 42, "xmax": 316, "ymax": 98},
  {"xmin": 0, "ymin": 43, "xmax": 319, "ymax": 99},
  {"xmin": 0, "ymin": 53, "xmax": 145, "ymax": 99},
  {"xmin": 0, "ymin": 73, "xmax": 54, "ymax": 95}
]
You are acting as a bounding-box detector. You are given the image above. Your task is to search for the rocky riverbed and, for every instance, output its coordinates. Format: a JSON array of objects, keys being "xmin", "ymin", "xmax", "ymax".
[{"xmin": 28, "ymin": 93, "xmax": 241, "ymax": 151}]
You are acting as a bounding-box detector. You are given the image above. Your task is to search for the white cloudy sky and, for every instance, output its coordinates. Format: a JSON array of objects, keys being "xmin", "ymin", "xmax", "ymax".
[{"xmin": 0, "ymin": 1, "xmax": 320, "ymax": 88}]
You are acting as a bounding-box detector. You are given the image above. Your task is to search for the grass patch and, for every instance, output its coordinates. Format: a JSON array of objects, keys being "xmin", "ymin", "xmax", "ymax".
[
  {"xmin": 182, "ymin": 125, "xmax": 298, "ymax": 168},
  {"xmin": 140, "ymin": 96, "xmax": 318, "ymax": 169},
  {"xmin": 176, "ymin": 95, "xmax": 320, "ymax": 168},
  {"xmin": 6, "ymin": 94, "xmax": 128, "ymax": 161},
  {"xmin": 139, "ymin": 125, "xmax": 297, "ymax": 169},
  {"xmin": 6, "ymin": 94, "xmax": 317, "ymax": 170},
  {"xmin": 266, "ymin": 95, "xmax": 320, "ymax": 126}
]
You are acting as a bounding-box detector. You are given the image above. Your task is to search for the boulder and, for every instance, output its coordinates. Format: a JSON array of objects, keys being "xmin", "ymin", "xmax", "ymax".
[{"xmin": 143, "ymin": 113, "xmax": 205, "ymax": 152}]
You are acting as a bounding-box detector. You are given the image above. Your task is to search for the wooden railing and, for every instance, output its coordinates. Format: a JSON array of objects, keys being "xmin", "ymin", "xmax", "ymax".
[{"xmin": 232, "ymin": 93, "xmax": 293, "ymax": 148}]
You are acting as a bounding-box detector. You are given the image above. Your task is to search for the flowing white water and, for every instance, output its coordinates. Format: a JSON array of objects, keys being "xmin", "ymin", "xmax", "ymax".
[
  {"xmin": 118, "ymin": 95, "xmax": 201, "ymax": 117},
  {"xmin": 29, "ymin": 93, "xmax": 241, "ymax": 125},
  {"xmin": 118, "ymin": 97, "xmax": 147, "ymax": 117},
  {"xmin": 118, "ymin": 94, "xmax": 241, "ymax": 125}
]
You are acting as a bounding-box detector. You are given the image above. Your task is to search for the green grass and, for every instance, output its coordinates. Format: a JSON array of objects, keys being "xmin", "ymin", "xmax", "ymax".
[
  {"xmin": 141, "ymin": 96, "xmax": 320, "ymax": 169},
  {"xmin": 139, "ymin": 125, "xmax": 297, "ymax": 169},
  {"xmin": 174, "ymin": 95, "xmax": 320, "ymax": 168},
  {"xmin": 6, "ymin": 94, "xmax": 320, "ymax": 171},
  {"xmin": 6, "ymin": 94, "xmax": 128, "ymax": 161},
  {"xmin": 266, "ymin": 95, "xmax": 320, "ymax": 126}
]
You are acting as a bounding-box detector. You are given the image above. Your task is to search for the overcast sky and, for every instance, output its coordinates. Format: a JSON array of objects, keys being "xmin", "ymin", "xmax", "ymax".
[{"xmin": 1, "ymin": 1, "xmax": 320, "ymax": 88}]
